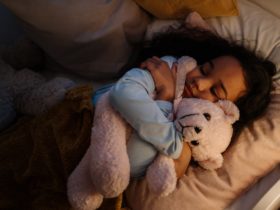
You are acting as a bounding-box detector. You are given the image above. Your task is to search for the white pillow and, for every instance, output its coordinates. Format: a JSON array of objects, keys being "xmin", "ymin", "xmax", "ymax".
[
  {"xmin": 248, "ymin": 0, "xmax": 280, "ymax": 19},
  {"xmin": 226, "ymin": 165, "xmax": 280, "ymax": 210},
  {"xmin": 206, "ymin": 0, "xmax": 280, "ymax": 82}
]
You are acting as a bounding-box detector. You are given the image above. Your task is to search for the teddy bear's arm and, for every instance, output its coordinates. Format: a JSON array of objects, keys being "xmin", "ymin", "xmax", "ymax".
[{"xmin": 146, "ymin": 142, "xmax": 191, "ymax": 197}]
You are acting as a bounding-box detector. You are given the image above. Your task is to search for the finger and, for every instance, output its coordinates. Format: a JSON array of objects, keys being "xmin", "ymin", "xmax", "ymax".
[
  {"xmin": 140, "ymin": 58, "xmax": 158, "ymax": 69},
  {"xmin": 152, "ymin": 57, "xmax": 169, "ymax": 68},
  {"xmin": 152, "ymin": 56, "xmax": 161, "ymax": 61},
  {"xmin": 149, "ymin": 58, "xmax": 162, "ymax": 67},
  {"xmin": 146, "ymin": 62, "xmax": 160, "ymax": 72},
  {"xmin": 147, "ymin": 58, "xmax": 163, "ymax": 68},
  {"xmin": 140, "ymin": 61, "xmax": 147, "ymax": 69}
]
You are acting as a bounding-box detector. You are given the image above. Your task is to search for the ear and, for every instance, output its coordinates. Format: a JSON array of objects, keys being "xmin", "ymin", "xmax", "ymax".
[
  {"xmin": 198, "ymin": 154, "xmax": 224, "ymax": 170},
  {"xmin": 216, "ymin": 100, "xmax": 240, "ymax": 124}
]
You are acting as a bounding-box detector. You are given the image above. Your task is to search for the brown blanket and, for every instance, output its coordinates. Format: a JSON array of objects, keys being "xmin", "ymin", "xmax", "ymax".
[{"xmin": 0, "ymin": 85, "xmax": 119, "ymax": 210}]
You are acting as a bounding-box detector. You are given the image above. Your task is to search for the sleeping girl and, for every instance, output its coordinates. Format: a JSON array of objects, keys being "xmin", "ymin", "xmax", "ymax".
[
  {"xmin": 92, "ymin": 27, "xmax": 276, "ymax": 179},
  {"xmin": 0, "ymin": 27, "xmax": 276, "ymax": 210}
]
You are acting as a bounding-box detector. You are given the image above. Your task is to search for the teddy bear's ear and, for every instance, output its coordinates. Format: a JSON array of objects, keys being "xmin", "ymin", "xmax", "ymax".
[
  {"xmin": 216, "ymin": 100, "xmax": 240, "ymax": 124},
  {"xmin": 198, "ymin": 154, "xmax": 224, "ymax": 170}
]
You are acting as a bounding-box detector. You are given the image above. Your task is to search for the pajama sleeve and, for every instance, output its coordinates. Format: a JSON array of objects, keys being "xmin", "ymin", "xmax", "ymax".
[{"xmin": 109, "ymin": 68, "xmax": 183, "ymax": 159}]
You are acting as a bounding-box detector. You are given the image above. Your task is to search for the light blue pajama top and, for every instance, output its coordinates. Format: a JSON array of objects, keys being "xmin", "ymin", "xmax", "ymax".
[{"xmin": 92, "ymin": 56, "xmax": 184, "ymax": 177}]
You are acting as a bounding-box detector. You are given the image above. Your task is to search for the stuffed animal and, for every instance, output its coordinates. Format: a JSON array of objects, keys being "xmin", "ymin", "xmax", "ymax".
[
  {"xmin": 175, "ymin": 98, "xmax": 239, "ymax": 170},
  {"xmin": 67, "ymin": 57, "xmax": 240, "ymax": 210},
  {"xmin": 0, "ymin": 59, "xmax": 75, "ymax": 130},
  {"xmin": 146, "ymin": 97, "xmax": 239, "ymax": 196}
]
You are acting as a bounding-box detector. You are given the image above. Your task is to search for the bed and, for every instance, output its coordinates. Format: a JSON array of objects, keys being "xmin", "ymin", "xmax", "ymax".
[{"xmin": 0, "ymin": 0, "xmax": 279, "ymax": 209}]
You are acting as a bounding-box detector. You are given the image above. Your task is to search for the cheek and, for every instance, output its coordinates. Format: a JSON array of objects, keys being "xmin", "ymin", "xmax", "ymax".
[
  {"xmin": 196, "ymin": 92, "xmax": 216, "ymax": 102},
  {"xmin": 225, "ymin": 77, "xmax": 247, "ymax": 101}
]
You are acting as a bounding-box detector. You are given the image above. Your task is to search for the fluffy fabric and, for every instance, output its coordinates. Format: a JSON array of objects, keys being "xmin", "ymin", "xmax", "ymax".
[
  {"xmin": 0, "ymin": 84, "xmax": 16, "ymax": 130},
  {"xmin": 0, "ymin": 59, "xmax": 76, "ymax": 130},
  {"xmin": 0, "ymin": 85, "xmax": 94, "ymax": 209},
  {"xmin": 68, "ymin": 91, "xmax": 131, "ymax": 210},
  {"xmin": 174, "ymin": 98, "xmax": 239, "ymax": 170},
  {"xmin": 15, "ymin": 77, "xmax": 75, "ymax": 115}
]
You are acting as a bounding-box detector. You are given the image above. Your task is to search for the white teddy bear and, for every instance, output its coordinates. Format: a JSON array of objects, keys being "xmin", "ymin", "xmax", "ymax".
[
  {"xmin": 174, "ymin": 97, "xmax": 239, "ymax": 169},
  {"xmin": 67, "ymin": 57, "xmax": 240, "ymax": 210}
]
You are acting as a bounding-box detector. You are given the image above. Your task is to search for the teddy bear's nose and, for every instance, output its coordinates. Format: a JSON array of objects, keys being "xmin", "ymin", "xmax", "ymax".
[
  {"xmin": 194, "ymin": 127, "xmax": 201, "ymax": 133},
  {"xmin": 191, "ymin": 140, "xmax": 199, "ymax": 146}
]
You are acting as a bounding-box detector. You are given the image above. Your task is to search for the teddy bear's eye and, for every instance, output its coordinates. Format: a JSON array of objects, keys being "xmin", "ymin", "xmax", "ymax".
[
  {"xmin": 203, "ymin": 113, "xmax": 211, "ymax": 121},
  {"xmin": 191, "ymin": 140, "xmax": 199, "ymax": 146},
  {"xmin": 194, "ymin": 127, "xmax": 201, "ymax": 134}
]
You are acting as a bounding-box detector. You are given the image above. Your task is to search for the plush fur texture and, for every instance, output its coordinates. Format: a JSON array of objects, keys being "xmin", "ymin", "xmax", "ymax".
[
  {"xmin": 146, "ymin": 154, "xmax": 177, "ymax": 196},
  {"xmin": 68, "ymin": 91, "xmax": 132, "ymax": 210},
  {"xmin": 174, "ymin": 98, "xmax": 239, "ymax": 170},
  {"xmin": 0, "ymin": 59, "xmax": 75, "ymax": 116}
]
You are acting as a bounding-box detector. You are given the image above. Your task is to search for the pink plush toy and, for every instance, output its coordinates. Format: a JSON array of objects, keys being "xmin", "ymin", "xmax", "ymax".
[{"xmin": 67, "ymin": 57, "xmax": 240, "ymax": 210}]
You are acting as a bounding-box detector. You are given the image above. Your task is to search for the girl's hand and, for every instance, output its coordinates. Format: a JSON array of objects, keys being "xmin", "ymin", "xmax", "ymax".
[{"xmin": 140, "ymin": 56, "xmax": 177, "ymax": 101}]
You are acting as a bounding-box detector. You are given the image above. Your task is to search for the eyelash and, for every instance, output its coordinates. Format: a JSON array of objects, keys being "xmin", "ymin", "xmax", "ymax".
[
  {"xmin": 199, "ymin": 65, "xmax": 221, "ymax": 100},
  {"xmin": 199, "ymin": 65, "xmax": 207, "ymax": 76},
  {"xmin": 210, "ymin": 87, "xmax": 217, "ymax": 97},
  {"xmin": 211, "ymin": 86, "xmax": 222, "ymax": 100}
]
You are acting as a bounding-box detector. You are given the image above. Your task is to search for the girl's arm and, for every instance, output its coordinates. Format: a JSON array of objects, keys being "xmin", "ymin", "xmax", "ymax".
[
  {"xmin": 141, "ymin": 56, "xmax": 191, "ymax": 178},
  {"xmin": 140, "ymin": 56, "xmax": 177, "ymax": 102},
  {"xmin": 109, "ymin": 67, "xmax": 183, "ymax": 159},
  {"xmin": 174, "ymin": 142, "xmax": 192, "ymax": 178}
]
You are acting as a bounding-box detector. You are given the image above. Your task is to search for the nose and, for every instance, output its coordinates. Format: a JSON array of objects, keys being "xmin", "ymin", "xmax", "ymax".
[
  {"xmin": 194, "ymin": 126, "xmax": 202, "ymax": 134},
  {"xmin": 192, "ymin": 77, "xmax": 213, "ymax": 93}
]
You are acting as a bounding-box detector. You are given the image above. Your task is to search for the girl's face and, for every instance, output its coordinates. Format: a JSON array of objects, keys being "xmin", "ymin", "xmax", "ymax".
[{"xmin": 183, "ymin": 56, "xmax": 247, "ymax": 102}]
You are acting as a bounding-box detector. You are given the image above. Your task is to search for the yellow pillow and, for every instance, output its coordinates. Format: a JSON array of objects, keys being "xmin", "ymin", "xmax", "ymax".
[{"xmin": 134, "ymin": 0, "xmax": 239, "ymax": 19}]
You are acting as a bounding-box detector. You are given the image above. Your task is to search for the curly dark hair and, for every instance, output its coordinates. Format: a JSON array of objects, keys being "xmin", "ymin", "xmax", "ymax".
[{"xmin": 134, "ymin": 26, "xmax": 276, "ymax": 131}]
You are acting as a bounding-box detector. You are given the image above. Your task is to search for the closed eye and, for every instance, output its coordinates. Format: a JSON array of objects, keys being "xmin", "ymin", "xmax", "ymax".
[
  {"xmin": 210, "ymin": 86, "xmax": 227, "ymax": 100},
  {"xmin": 199, "ymin": 65, "xmax": 206, "ymax": 76},
  {"xmin": 210, "ymin": 86, "xmax": 219, "ymax": 100}
]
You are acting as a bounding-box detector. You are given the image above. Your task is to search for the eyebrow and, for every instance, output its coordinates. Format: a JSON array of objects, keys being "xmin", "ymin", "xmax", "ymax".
[{"xmin": 209, "ymin": 60, "xmax": 228, "ymax": 100}]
